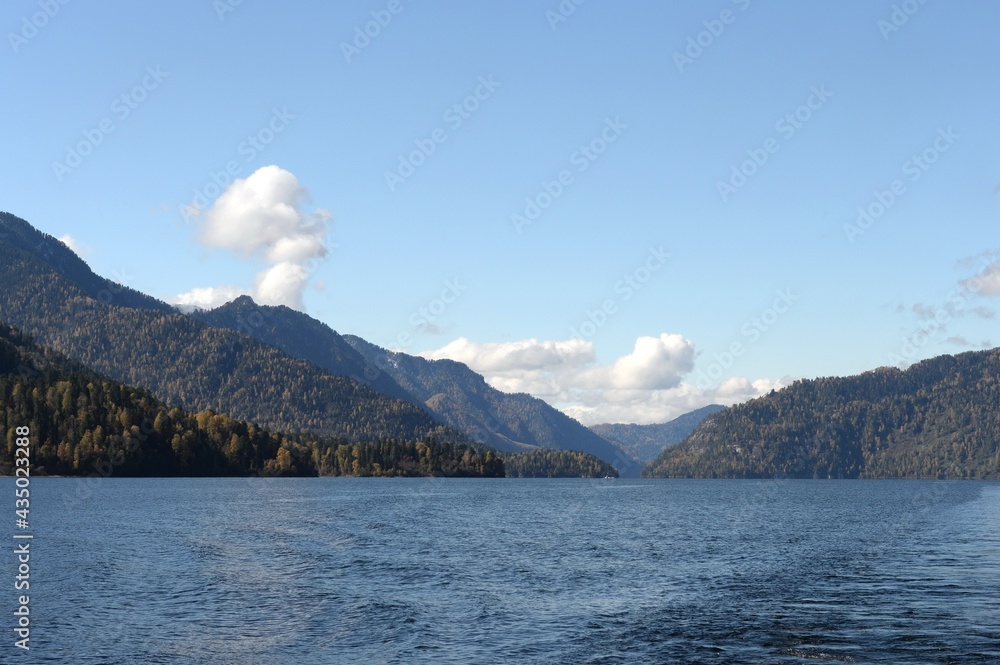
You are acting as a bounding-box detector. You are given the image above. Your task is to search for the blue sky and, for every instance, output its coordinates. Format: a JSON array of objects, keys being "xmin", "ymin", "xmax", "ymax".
[{"xmin": 2, "ymin": 1, "xmax": 998, "ymax": 424}]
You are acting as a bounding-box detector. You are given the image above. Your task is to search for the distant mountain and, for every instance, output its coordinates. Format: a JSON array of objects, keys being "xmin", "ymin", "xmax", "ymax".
[
  {"xmin": 644, "ymin": 350, "xmax": 1000, "ymax": 479},
  {"xmin": 344, "ymin": 335, "xmax": 642, "ymax": 475},
  {"xmin": 0, "ymin": 211, "xmax": 464, "ymax": 445},
  {"xmin": 0, "ymin": 323, "xmax": 502, "ymax": 478},
  {"xmin": 184, "ymin": 291, "xmax": 640, "ymax": 474},
  {"xmin": 589, "ymin": 404, "xmax": 727, "ymax": 464}
]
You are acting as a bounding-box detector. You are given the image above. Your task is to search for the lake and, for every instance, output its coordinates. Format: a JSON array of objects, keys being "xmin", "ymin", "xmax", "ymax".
[{"xmin": 6, "ymin": 478, "xmax": 999, "ymax": 663}]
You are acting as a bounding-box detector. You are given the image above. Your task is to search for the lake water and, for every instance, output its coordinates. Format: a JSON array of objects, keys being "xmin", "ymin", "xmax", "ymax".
[{"xmin": 6, "ymin": 478, "xmax": 1000, "ymax": 663}]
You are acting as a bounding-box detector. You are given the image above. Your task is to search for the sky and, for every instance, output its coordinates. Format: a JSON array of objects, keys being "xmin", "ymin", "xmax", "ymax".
[{"xmin": 2, "ymin": 0, "xmax": 998, "ymax": 425}]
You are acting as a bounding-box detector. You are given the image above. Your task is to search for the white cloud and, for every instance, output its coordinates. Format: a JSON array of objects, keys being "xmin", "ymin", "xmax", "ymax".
[
  {"xmin": 172, "ymin": 165, "xmax": 331, "ymax": 311},
  {"xmin": 420, "ymin": 334, "xmax": 784, "ymax": 425},
  {"xmin": 970, "ymin": 261, "xmax": 1000, "ymax": 296},
  {"xmin": 171, "ymin": 286, "xmax": 247, "ymax": 311},
  {"xmin": 607, "ymin": 334, "xmax": 695, "ymax": 390},
  {"xmin": 58, "ymin": 234, "xmax": 90, "ymax": 258},
  {"xmin": 253, "ymin": 262, "xmax": 310, "ymax": 310},
  {"xmin": 422, "ymin": 337, "xmax": 594, "ymax": 373}
]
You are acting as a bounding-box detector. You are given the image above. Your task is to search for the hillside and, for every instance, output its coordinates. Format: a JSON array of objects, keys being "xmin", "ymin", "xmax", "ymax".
[
  {"xmin": 189, "ymin": 296, "xmax": 413, "ymax": 402},
  {"xmin": 0, "ymin": 324, "xmax": 502, "ymax": 477},
  {"xmin": 644, "ymin": 350, "xmax": 1000, "ymax": 479},
  {"xmin": 344, "ymin": 335, "xmax": 642, "ymax": 475},
  {"xmin": 589, "ymin": 405, "xmax": 727, "ymax": 464},
  {"xmin": 184, "ymin": 288, "xmax": 642, "ymax": 475},
  {"xmin": 0, "ymin": 211, "xmax": 464, "ymax": 445},
  {"xmin": 502, "ymin": 450, "xmax": 618, "ymax": 478}
]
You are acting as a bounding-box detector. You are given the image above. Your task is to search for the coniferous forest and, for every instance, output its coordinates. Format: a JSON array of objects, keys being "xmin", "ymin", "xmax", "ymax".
[
  {"xmin": 645, "ymin": 349, "xmax": 1000, "ymax": 479},
  {"xmin": 502, "ymin": 449, "xmax": 619, "ymax": 478},
  {"xmin": 0, "ymin": 324, "xmax": 503, "ymax": 478}
]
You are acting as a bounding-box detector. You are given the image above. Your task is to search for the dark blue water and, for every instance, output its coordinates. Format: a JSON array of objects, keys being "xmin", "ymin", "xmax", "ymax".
[{"xmin": 4, "ymin": 478, "xmax": 999, "ymax": 663}]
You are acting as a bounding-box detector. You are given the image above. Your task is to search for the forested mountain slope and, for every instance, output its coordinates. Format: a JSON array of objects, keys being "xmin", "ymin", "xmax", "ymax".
[
  {"xmin": 0, "ymin": 324, "xmax": 502, "ymax": 477},
  {"xmin": 0, "ymin": 212, "xmax": 463, "ymax": 444},
  {"xmin": 345, "ymin": 335, "xmax": 642, "ymax": 475},
  {"xmin": 645, "ymin": 350, "xmax": 1000, "ymax": 479}
]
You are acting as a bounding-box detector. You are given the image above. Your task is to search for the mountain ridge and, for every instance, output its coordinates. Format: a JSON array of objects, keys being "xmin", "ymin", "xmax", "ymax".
[
  {"xmin": 644, "ymin": 350, "xmax": 1000, "ymax": 479},
  {"xmin": 0, "ymin": 212, "xmax": 465, "ymax": 445},
  {"xmin": 0, "ymin": 322, "xmax": 503, "ymax": 478},
  {"xmin": 343, "ymin": 334, "xmax": 642, "ymax": 474}
]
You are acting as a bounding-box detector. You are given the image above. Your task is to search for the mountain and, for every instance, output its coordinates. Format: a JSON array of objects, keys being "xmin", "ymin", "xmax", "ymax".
[
  {"xmin": 343, "ymin": 335, "xmax": 642, "ymax": 475},
  {"xmin": 189, "ymin": 295, "xmax": 412, "ymax": 401},
  {"xmin": 644, "ymin": 349, "xmax": 1000, "ymax": 479},
  {"xmin": 0, "ymin": 211, "xmax": 464, "ymax": 445},
  {"xmin": 0, "ymin": 323, "xmax": 502, "ymax": 477},
  {"xmin": 589, "ymin": 404, "xmax": 728, "ymax": 465},
  {"xmin": 184, "ymin": 293, "xmax": 641, "ymax": 475},
  {"xmin": 0, "ymin": 213, "xmax": 173, "ymax": 314}
]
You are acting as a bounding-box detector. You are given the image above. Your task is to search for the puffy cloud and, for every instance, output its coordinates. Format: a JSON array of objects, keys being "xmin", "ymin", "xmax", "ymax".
[
  {"xmin": 172, "ymin": 165, "xmax": 330, "ymax": 311},
  {"xmin": 420, "ymin": 333, "xmax": 784, "ymax": 425},
  {"xmin": 253, "ymin": 262, "xmax": 310, "ymax": 310},
  {"xmin": 607, "ymin": 334, "xmax": 695, "ymax": 390}
]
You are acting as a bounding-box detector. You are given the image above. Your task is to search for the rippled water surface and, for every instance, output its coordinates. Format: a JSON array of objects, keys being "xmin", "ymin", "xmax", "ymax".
[{"xmin": 9, "ymin": 478, "xmax": 1000, "ymax": 663}]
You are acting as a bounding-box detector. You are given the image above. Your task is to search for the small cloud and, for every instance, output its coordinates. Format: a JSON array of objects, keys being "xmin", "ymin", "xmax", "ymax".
[
  {"xmin": 170, "ymin": 286, "xmax": 247, "ymax": 311},
  {"xmin": 58, "ymin": 234, "xmax": 91, "ymax": 258},
  {"xmin": 909, "ymin": 301, "xmax": 995, "ymax": 323},
  {"xmin": 965, "ymin": 262, "xmax": 1000, "ymax": 297},
  {"xmin": 955, "ymin": 249, "xmax": 1000, "ymax": 270},
  {"xmin": 971, "ymin": 306, "xmax": 996, "ymax": 319},
  {"xmin": 417, "ymin": 321, "xmax": 446, "ymax": 335},
  {"xmin": 945, "ymin": 336, "xmax": 993, "ymax": 349}
]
